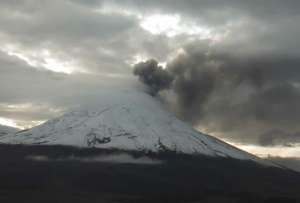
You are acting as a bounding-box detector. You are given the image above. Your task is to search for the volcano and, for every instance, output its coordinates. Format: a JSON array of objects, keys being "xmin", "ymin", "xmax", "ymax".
[
  {"xmin": 2, "ymin": 90, "xmax": 260, "ymax": 161},
  {"xmin": 1, "ymin": 90, "xmax": 300, "ymax": 203}
]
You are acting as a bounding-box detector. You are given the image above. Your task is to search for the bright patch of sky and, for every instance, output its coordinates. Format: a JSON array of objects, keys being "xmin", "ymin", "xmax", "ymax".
[
  {"xmin": 0, "ymin": 103, "xmax": 64, "ymax": 114},
  {"xmin": 94, "ymin": 3, "xmax": 213, "ymax": 39},
  {"xmin": 0, "ymin": 117, "xmax": 20, "ymax": 129},
  {"xmin": 1, "ymin": 45, "xmax": 83, "ymax": 74},
  {"xmin": 126, "ymin": 54, "xmax": 167, "ymax": 69},
  {"xmin": 126, "ymin": 54, "xmax": 149, "ymax": 66},
  {"xmin": 0, "ymin": 117, "xmax": 45, "ymax": 130},
  {"xmin": 237, "ymin": 144, "xmax": 300, "ymax": 158},
  {"xmin": 224, "ymin": 140, "xmax": 300, "ymax": 158},
  {"xmin": 0, "ymin": 103, "xmax": 65, "ymax": 129},
  {"xmin": 140, "ymin": 14, "xmax": 211, "ymax": 38}
]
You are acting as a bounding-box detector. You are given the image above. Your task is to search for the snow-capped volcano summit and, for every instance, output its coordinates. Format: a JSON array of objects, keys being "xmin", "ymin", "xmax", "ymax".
[{"xmin": 1, "ymin": 90, "xmax": 259, "ymax": 161}]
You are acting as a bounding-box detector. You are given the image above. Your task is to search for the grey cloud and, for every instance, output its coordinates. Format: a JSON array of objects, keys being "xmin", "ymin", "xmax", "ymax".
[
  {"xmin": 0, "ymin": 51, "xmax": 138, "ymax": 123},
  {"xmin": 1, "ymin": 0, "xmax": 299, "ymax": 75},
  {"xmin": 0, "ymin": 0, "xmax": 178, "ymax": 75},
  {"xmin": 259, "ymin": 129, "xmax": 300, "ymax": 147},
  {"xmin": 0, "ymin": 0, "xmax": 141, "ymax": 74},
  {"xmin": 0, "ymin": 1, "xmax": 136, "ymax": 41},
  {"xmin": 116, "ymin": 0, "xmax": 300, "ymax": 57},
  {"xmin": 94, "ymin": 0, "xmax": 300, "ymax": 26}
]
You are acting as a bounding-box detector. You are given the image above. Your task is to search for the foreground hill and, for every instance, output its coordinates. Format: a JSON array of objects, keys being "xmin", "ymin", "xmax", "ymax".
[{"xmin": 0, "ymin": 144, "xmax": 299, "ymax": 203}]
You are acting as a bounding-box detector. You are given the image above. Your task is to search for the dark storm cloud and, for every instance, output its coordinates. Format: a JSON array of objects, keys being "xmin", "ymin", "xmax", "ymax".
[{"xmin": 134, "ymin": 40, "xmax": 300, "ymax": 146}]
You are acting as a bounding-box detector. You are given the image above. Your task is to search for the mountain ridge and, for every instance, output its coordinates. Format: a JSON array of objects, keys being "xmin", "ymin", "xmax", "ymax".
[
  {"xmin": 0, "ymin": 124, "xmax": 18, "ymax": 137},
  {"xmin": 0, "ymin": 90, "xmax": 265, "ymax": 164}
]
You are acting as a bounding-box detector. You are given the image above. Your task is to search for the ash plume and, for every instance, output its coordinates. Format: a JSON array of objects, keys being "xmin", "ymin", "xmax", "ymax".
[
  {"xmin": 133, "ymin": 42, "xmax": 300, "ymax": 146},
  {"xmin": 133, "ymin": 59, "xmax": 174, "ymax": 96}
]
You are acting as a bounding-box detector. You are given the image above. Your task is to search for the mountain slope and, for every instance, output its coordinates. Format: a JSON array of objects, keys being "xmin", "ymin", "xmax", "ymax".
[
  {"xmin": 0, "ymin": 90, "xmax": 261, "ymax": 162},
  {"xmin": 0, "ymin": 125, "xmax": 18, "ymax": 137}
]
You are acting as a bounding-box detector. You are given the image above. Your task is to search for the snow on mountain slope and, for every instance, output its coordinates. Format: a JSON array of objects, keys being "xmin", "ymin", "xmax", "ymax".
[
  {"xmin": 0, "ymin": 90, "xmax": 261, "ymax": 161},
  {"xmin": 0, "ymin": 125, "xmax": 18, "ymax": 137}
]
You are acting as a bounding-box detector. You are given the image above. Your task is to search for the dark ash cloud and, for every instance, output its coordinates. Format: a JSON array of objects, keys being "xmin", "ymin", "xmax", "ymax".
[
  {"xmin": 167, "ymin": 50, "xmax": 219, "ymax": 123},
  {"xmin": 133, "ymin": 41, "xmax": 300, "ymax": 146},
  {"xmin": 133, "ymin": 59, "xmax": 173, "ymax": 96}
]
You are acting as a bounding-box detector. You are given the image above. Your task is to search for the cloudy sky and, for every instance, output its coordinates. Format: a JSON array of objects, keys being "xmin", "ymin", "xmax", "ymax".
[{"xmin": 1, "ymin": 0, "xmax": 300, "ymax": 159}]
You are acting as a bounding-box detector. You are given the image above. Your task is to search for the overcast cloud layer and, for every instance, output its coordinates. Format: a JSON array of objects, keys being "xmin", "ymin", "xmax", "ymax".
[{"xmin": 1, "ymin": 0, "xmax": 300, "ymax": 153}]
